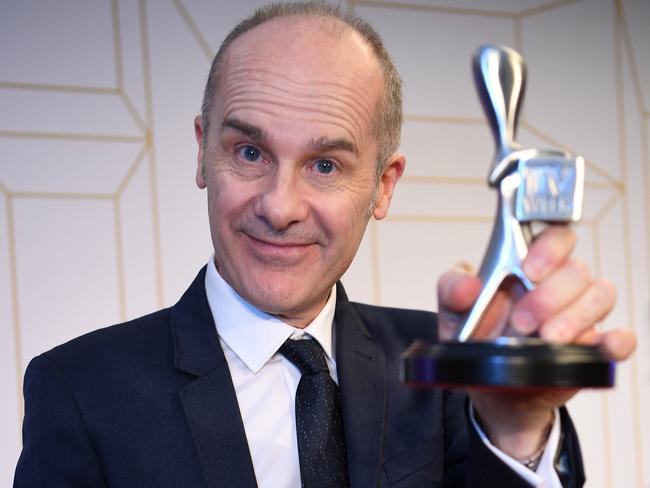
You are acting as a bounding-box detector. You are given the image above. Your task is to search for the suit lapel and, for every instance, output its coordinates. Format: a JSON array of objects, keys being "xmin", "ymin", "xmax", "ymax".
[
  {"xmin": 172, "ymin": 268, "xmax": 257, "ymax": 488},
  {"xmin": 335, "ymin": 283, "xmax": 387, "ymax": 488}
]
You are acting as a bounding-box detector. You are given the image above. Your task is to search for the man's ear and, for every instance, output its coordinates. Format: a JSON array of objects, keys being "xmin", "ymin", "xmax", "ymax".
[
  {"xmin": 373, "ymin": 153, "xmax": 406, "ymax": 220},
  {"xmin": 194, "ymin": 115, "xmax": 207, "ymax": 189}
]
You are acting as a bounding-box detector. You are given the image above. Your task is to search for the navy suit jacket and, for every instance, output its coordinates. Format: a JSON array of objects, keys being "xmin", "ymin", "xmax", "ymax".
[{"xmin": 14, "ymin": 268, "xmax": 584, "ymax": 487}]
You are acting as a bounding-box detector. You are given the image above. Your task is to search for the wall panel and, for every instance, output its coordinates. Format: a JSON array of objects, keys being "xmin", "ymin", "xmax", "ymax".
[{"xmin": 1, "ymin": 1, "xmax": 647, "ymax": 485}]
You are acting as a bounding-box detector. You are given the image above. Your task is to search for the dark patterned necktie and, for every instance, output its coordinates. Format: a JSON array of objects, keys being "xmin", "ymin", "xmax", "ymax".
[{"xmin": 279, "ymin": 339, "xmax": 349, "ymax": 488}]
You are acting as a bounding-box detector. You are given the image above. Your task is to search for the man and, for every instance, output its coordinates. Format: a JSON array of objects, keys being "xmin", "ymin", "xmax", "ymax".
[{"xmin": 14, "ymin": 2, "xmax": 635, "ymax": 487}]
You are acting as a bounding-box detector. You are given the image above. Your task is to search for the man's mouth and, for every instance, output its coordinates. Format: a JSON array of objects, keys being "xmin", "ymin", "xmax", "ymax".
[{"xmin": 242, "ymin": 232, "xmax": 317, "ymax": 262}]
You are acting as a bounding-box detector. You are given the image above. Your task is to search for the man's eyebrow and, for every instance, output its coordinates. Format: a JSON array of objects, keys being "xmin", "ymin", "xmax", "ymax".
[
  {"xmin": 221, "ymin": 118, "xmax": 268, "ymax": 141},
  {"xmin": 308, "ymin": 137, "xmax": 358, "ymax": 157}
]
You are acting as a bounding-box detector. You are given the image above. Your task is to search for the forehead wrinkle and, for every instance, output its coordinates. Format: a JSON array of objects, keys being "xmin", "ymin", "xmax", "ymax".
[
  {"xmin": 223, "ymin": 83, "xmax": 374, "ymax": 131},
  {"xmin": 220, "ymin": 101, "xmax": 365, "ymax": 157},
  {"xmin": 224, "ymin": 63, "xmax": 376, "ymax": 107},
  {"xmin": 221, "ymin": 96, "xmax": 365, "ymax": 150},
  {"xmin": 220, "ymin": 84, "xmax": 375, "ymax": 148},
  {"xmin": 224, "ymin": 91, "xmax": 368, "ymax": 138},
  {"xmin": 225, "ymin": 61, "xmax": 374, "ymax": 95},
  {"xmin": 221, "ymin": 63, "xmax": 378, "ymax": 129}
]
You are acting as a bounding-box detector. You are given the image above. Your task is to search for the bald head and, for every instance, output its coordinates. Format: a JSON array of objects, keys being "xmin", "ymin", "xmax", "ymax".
[{"xmin": 200, "ymin": 1, "xmax": 402, "ymax": 177}]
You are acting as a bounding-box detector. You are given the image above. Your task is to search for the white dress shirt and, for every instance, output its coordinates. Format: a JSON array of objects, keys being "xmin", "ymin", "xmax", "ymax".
[{"xmin": 204, "ymin": 256, "xmax": 562, "ymax": 487}]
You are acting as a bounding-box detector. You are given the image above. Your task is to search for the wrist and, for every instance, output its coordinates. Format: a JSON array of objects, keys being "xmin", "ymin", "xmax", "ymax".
[{"xmin": 473, "ymin": 401, "xmax": 555, "ymax": 460}]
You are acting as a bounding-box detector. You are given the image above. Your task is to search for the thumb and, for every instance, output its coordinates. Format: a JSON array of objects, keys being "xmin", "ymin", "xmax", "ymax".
[
  {"xmin": 437, "ymin": 263, "xmax": 480, "ymax": 313},
  {"xmin": 437, "ymin": 264, "xmax": 481, "ymax": 341}
]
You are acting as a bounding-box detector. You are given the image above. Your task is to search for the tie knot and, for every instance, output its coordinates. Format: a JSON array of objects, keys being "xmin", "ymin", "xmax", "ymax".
[{"xmin": 279, "ymin": 339, "xmax": 329, "ymax": 375}]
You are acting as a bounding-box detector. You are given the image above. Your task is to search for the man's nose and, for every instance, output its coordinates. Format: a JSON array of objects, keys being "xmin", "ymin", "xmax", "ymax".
[{"xmin": 254, "ymin": 167, "xmax": 309, "ymax": 230}]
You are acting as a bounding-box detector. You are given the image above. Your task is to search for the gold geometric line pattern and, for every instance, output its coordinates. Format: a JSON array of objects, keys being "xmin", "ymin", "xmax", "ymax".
[
  {"xmin": 584, "ymin": 181, "xmax": 619, "ymax": 190},
  {"xmin": 6, "ymin": 195, "xmax": 24, "ymax": 424},
  {"xmin": 111, "ymin": 0, "xmax": 148, "ymax": 136},
  {"xmin": 576, "ymin": 219, "xmax": 598, "ymax": 226},
  {"xmin": 115, "ymin": 144, "xmax": 148, "ymax": 197},
  {"xmin": 353, "ymin": 0, "xmax": 514, "ymax": 18},
  {"xmin": 612, "ymin": 4, "xmax": 644, "ymax": 482},
  {"xmin": 0, "ymin": 85, "xmax": 146, "ymax": 137},
  {"xmin": 1, "ymin": 2, "xmax": 145, "ymax": 429},
  {"xmin": 400, "ymin": 175, "xmax": 615, "ymax": 190},
  {"xmin": 0, "ymin": 130, "xmax": 145, "ymax": 143},
  {"xmin": 403, "ymin": 124, "xmax": 624, "ymax": 196},
  {"xmin": 400, "ymin": 175, "xmax": 484, "ymax": 185},
  {"xmin": 402, "ymin": 115, "xmax": 625, "ymax": 191},
  {"xmin": 519, "ymin": 122, "xmax": 624, "ymax": 188},
  {"xmin": 0, "ymin": 144, "xmax": 146, "ymax": 199},
  {"xmin": 617, "ymin": 0, "xmax": 648, "ymax": 113},
  {"xmin": 515, "ymin": 0, "xmax": 586, "ymax": 18},
  {"xmin": 119, "ymin": 91, "xmax": 147, "ymax": 134},
  {"xmin": 590, "ymin": 222, "xmax": 613, "ymax": 486},
  {"xmin": 383, "ymin": 216, "xmax": 599, "ymax": 227},
  {"xmin": 113, "ymin": 198, "xmax": 127, "ymax": 322},
  {"xmin": 0, "ymin": 81, "xmax": 118, "ymax": 94},
  {"xmin": 403, "ymin": 114, "xmax": 484, "ymax": 125},
  {"xmin": 381, "ymin": 218, "xmax": 613, "ymax": 234},
  {"xmin": 114, "ymin": 0, "xmax": 146, "ymax": 326},
  {"xmin": 590, "ymin": 188, "xmax": 622, "ymax": 224},
  {"xmin": 10, "ymin": 192, "xmax": 113, "ymax": 201},
  {"xmin": 353, "ymin": 0, "xmax": 522, "ymax": 309},
  {"xmin": 355, "ymin": 0, "xmax": 586, "ymax": 19},
  {"xmin": 111, "ymin": 0, "xmax": 124, "ymax": 91},
  {"xmin": 172, "ymin": 0, "xmax": 214, "ymax": 60},
  {"xmin": 140, "ymin": 0, "xmax": 164, "ymax": 308},
  {"xmin": 385, "ymin": 215, "xmax": 492, "ymax": 223},
  {"xmin": 618, "ymin": 141, "xmax": 645, "ymax": 485},
  {"xmin": 0, "ymin": 87, "xmax": 147, "ymax": 139},
  {"xmin": 118, "ymin": 0, "xmax": 146, "ymax": 131},
  {"xmin": 642, "ymin": 115, "xmax": 650, "ymax": 294}
]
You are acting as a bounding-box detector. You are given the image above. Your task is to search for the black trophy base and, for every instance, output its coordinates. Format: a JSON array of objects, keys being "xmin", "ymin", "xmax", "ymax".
[{"xmin": 402, "ymin": 338, "xmax": 615, "ymax": 390}]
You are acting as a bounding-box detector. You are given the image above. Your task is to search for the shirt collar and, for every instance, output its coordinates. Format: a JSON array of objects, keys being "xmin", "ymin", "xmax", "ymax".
[{"xmin": 204, "ymin": 255, "xmax": 337, "ymax": 374}]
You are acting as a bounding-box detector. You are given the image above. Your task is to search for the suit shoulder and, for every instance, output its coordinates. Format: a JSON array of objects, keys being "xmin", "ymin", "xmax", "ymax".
[
  {"xmin": 350, "ymin": 301, "xmax": 436, "ymax": 326},
  {"xmin": 349, "ymin": 302, "xmax": 438, "ymax": 344},
  {"xmin": 41, "ymin": 308, "xmax": 173, "ymax": 374}
]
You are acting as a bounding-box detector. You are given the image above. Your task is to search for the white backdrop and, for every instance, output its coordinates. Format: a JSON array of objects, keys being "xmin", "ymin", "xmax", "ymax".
[{"xmin": 1, "ymin": 0, "xmax": 649, "ymax": 485}]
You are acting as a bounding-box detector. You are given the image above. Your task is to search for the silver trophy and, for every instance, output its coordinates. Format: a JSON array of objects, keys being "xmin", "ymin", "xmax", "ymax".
[{"xmin": 403, "ymin": 45, "xmax": 614, "ymax": 389}]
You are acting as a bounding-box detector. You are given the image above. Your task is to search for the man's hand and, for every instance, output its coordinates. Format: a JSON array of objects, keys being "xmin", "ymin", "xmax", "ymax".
[{"xmin": 437, "ymin": 225, "xmax": 637, "ymax": 460}]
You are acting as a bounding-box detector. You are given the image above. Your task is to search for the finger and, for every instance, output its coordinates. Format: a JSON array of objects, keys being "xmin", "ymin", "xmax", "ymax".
[
  {"xmin": 575, "ymin": 326, "xmax": 599, "ymax": 346},
  {"xmin": 539, "ymin": 279, "xmax": 616, "ymax": 343},
  {"xmin": 523, "ymin": 225, "xmax": 576, "ymax": 282},
  {"xmin": 437, "ymin": 267, "xmax": 481, "ymax": 313},
  {"xmin": 511, "ymin": 259, "xmax": 591, "ymax": 335},
  {"xmin": 439, "ymin": 277, "xmax": 523, "ymax": 340},
  {"xmin": 598, "ymin": 329, "xmax": 637, "ymax": 361}
]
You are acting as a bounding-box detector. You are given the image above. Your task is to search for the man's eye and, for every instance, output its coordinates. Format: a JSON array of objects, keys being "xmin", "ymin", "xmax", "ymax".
[
  {"xmin": 238, "ymin": 145, "xmax": 262, "ymax": 162},
  {"xmin": 314, "ymin": 159, "xmax": 335, "ymax": 174}
]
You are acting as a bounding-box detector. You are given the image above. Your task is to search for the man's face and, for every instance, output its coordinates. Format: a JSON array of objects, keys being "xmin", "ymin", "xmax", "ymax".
[{"xmin": 195, "ymin": 18, "xmax": 403, "ymax": 326}]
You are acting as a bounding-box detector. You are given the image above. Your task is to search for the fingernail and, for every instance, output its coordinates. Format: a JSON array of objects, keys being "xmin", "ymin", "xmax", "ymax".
[
  {"xmin": 454, "ymin": 261, "xmax": 474, "ymax": 274},
  {"xmin": 511, "ymin": 309, "xmax": 536, "ymax": 333}
]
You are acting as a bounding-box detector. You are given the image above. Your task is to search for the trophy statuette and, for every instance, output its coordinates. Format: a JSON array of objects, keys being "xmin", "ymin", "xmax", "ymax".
[{"xmin": 402, "ymin": 45, "xmax": 615, "ymax": 389}]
